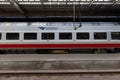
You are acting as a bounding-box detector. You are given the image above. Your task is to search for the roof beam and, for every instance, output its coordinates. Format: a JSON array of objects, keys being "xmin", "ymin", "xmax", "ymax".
[
  {"xmin": 89, "ymin": 0, "xmax": 94, "ymax": 7},
  {"xmin": 110, "ymin": 0, "xmax": 120, "ymax": 8},
  {"xmin": 8, "ymin": 0, "xmax": 25, "ymax": 15}
]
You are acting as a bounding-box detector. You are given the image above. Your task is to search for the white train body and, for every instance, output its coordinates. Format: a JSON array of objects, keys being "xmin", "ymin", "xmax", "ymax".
[{"xmin": 0, "ymin": 22, "xmax": 120, "ymax": 49}]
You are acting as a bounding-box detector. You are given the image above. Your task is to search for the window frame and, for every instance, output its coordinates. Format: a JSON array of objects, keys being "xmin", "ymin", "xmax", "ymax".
[
  {"xmin": 0, "ymin": 33, "xmax": 2, "ymax": 40},
  {"xmin": 59, "ymin": 32, "xmax": 72, "ymax": 40},
  {"xmin": 111, "ymin": 32, "xmax": 120, "ymax": 40},
  {"xmin": 94, "ymin": 32, "xmax": 107, "ymax": 40},
  {"xmin": 76, "ymin": 32, "xmax": 89, "ymax": 40},
  {"xmin": 24, "ymin": 33, "xmax": 37, "ymax": 40},
  {"xmin": 41, "ymin": 32, "xmax": 55, "ymax": 40},
  {"xmin": 6, "ymin": 33, "xmax": 19, "ymax": 40}
]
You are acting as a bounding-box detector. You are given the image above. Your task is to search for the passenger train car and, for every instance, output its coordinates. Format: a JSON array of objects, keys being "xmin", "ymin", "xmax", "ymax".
[{"xmin": 0, "ymin": 22, "xmax": 120, "ymax": 53}]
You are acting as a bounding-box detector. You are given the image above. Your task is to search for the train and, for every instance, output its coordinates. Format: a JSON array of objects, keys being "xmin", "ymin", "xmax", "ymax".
[{"xmin": 0, "ymin": 22, "xmax": 120, "ymax": 53}]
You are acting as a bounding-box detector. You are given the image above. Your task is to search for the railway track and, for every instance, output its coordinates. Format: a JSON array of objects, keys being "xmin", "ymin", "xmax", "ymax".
[{"xmin": 0, "ymin": 73, "xmax": 120, "ymax": 80}]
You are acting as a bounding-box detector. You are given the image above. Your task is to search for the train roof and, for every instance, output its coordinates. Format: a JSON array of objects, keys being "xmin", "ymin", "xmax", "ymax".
[{"xmin": 0, "ymin": 22, "xmax": 119, "ymax": 32}]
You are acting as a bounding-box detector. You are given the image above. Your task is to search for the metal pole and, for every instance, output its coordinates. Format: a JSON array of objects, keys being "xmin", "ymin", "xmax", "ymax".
[{"xmin": 73, "ymin": 0, "xmax": 76, "ymax": 29}]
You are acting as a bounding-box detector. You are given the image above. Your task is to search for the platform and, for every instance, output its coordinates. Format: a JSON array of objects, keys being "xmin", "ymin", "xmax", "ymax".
[
  {"xmin": 0, "ymin": 54, "xmax": 120, "ymax": 61},
  {"xmin": 0, "ymin": 54, "xmax": 119, "ymax": 73}
]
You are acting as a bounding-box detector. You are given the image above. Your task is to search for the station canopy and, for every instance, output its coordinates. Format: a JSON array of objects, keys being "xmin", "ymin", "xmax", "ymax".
[
  {"xmin": 0, "ymin": 0, "xmax": 119, "ymax": 18},
  {"xmin": 0, "ymin": 0, "xmax": 119, "ymax": 4}
]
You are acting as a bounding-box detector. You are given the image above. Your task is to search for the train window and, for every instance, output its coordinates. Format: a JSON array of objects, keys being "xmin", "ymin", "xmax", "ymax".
[
  {"xmin": 24, "ymin": 33, "xmax": 37, "ymax": 40},
  {"xmin": 77, "ymin": 33, "xmax": 89, "ymax": 39},
  {"xmin": 6, "ymin": 33, "xmax": 19, "ymax": 40},
  {"xmin": 59, "ymin": 33, "xmax": 72, "ymax": 39},
  {"xmin": 42, "ymin": 33, "xmax": 54, "ymax": 40},
  {"xmin": 94, "ymin": 32, "xmax": 107, "ymax": 39},
  {"xmin": 111, "ymin": 32, "xmax": 120, "ymax": 40},
  {"xmin": 0, "ymin": 33, "xmax": 1, "ymax": 40}
]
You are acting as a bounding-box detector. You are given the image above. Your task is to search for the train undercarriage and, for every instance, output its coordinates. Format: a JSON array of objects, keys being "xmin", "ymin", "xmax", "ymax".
[{"xmin": 0, "ymin": 48, "xmax": 120, "ymax": 54}]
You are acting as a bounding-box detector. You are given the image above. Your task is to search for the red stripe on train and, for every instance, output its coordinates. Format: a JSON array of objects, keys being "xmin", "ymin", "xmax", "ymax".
[{"xmin": 0, "ymin": 44, "xmax": 119, "ymax": 48}]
